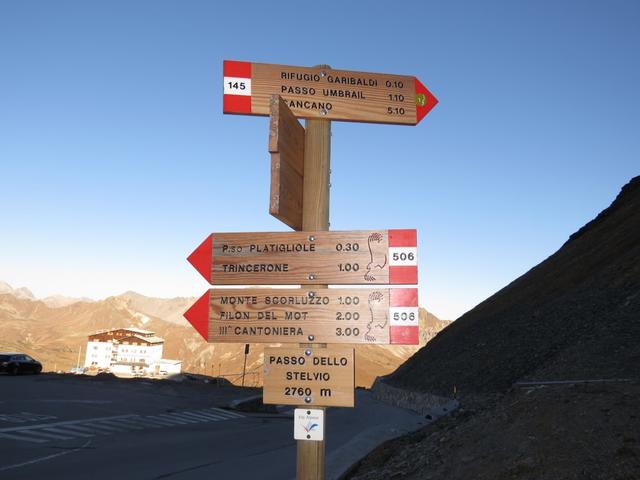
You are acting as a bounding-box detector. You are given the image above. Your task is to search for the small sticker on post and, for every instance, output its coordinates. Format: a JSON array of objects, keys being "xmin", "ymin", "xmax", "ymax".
[{"xmin": 294, "ymin": 408, "xmax": 324, "ymax": 441}]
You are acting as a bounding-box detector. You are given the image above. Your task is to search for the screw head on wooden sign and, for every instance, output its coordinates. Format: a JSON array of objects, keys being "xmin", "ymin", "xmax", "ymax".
[
  {"xmin": 186, "ymin": 229, "xmax": 418, "ymax": 286},
  {"xmin": 183, "ymin": 287, "xmax": 420, "ymax": 345},
  {"xmin": 264, "ymin": 347, "xmax": 355, "ymax": 408},
  {"xmin": 223, "ymin": 60, "xmax": 438, "ymax": 125}
]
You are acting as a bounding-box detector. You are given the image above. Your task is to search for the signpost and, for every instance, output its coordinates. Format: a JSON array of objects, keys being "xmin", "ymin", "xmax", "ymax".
[
  {"xmin": 263, "ymin": 346, "xmax": 355, "ymax": 407},
  {"xmin": 184, "ymin": 60, "xmax": 436, "ymax": 479},
  {"xmin": 223, "ymin": 60, "xmax": 438, "ymax": 125},
  {"xmin": 187, "ymin": 229, "xmax": 418, "ymax": 285},
  {"xmin": 184, "ymin": 287, "xmax": 419, "ymax": 345}
]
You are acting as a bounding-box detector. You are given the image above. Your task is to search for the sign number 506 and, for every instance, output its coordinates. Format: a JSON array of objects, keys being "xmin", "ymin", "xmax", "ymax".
[
  {"xmin": 389, "ymin": 247, "xmax": 417, "ymax": 266},
  {"xmin": 392, "ymin": 252, "xmax": 414, "ymax": 261}
]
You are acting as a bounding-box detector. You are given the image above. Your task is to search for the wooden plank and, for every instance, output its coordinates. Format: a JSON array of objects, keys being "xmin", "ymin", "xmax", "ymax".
[
  {"xmin": 186, "ymin": 229, "xmax": 418, "ymax": 285},
  {"xmin": 223, "ymin": 60, "xmax": 438, "ymax": 125},
  {"xmin": 183, "ymin": 288, "xmax": 420, "ymax": 345},
  {"xmin": 263, "ymin": 346, "xmax": 355, "ymax": 407},
  {"xmin": 269, "ymin": 95, "xmax": 305, "ymax": 230}
]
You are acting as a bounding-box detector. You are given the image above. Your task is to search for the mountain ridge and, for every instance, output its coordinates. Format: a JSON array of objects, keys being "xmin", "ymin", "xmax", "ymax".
[{"xmin": 385, "ymin": 176, "xmax": 640, "ymax": 396}]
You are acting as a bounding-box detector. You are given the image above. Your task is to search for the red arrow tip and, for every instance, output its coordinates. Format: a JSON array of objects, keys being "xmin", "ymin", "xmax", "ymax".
[
  {"xmin": 187, "ymin": 234, "xmax": 213, "ymax": 282},
  {"xmin": 414, "ymin": 78, "xmax": 438, "ymax": 124},
  {"xmin": 184, "ymin": 290, "xmax": 210, "ymax": 341}
]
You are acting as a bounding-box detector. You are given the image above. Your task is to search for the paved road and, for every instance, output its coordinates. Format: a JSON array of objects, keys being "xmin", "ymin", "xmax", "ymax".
[{"xmin": 0, "ymin": 374, "xmax": 427, "ymax": 479}]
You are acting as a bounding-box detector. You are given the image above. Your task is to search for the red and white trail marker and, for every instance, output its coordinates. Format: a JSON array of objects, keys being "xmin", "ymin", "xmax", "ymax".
[{"xmin": 389, "ymin": 287, "xmax": 420, "ymax": 345}]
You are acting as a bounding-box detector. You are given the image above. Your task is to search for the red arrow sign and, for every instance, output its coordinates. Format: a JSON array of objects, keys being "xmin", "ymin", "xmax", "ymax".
[
  {"xmin": 223, "ymin": 60, "xmax": 437, "ymax": 126},
  {"xmin": 183, "ymin": 290, "xmax": 210, "ymax": 341}
]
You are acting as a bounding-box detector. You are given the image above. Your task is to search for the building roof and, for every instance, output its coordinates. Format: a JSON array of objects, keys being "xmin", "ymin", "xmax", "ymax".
[
  {"xmin": 88, "ymin": 331, "xmax": 164, "ymax": 345},
  {"xmin": 122, "ymin": 327, "xmax": 155, "ymax": 335},
  {"xmin": 90, "ymin": 327, "xmax": 155, "ymax": 336},
  {"xmin": 122, "ymin": 335, "xmax": 164, "ymax": 344}
]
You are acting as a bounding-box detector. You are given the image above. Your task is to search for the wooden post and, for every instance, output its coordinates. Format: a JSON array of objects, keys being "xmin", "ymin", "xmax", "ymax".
[
  {"xmin": 301, "ymin": 118, "xmax": 330, "ymax": 232},
  {"xmin": 297, "ymin": 66, "xmax": 331, "ymax": 480}
]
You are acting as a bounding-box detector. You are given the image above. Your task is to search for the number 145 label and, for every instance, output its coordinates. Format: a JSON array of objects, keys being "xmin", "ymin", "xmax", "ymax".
[{"xmin": 223, "ymin": 76, "xmax": 252, "ymax": 96}]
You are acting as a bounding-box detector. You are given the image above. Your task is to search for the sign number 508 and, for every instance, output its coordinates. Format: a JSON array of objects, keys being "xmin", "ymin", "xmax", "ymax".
[{"xmin": 393, "ymin": 311, "xmax": 415, "ymax": 322}]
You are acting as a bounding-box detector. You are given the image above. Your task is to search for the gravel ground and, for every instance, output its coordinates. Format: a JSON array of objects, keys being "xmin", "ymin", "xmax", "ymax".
[{"xmin": 348, "ymin": 382, "xmax": 640, "ymax": 480}]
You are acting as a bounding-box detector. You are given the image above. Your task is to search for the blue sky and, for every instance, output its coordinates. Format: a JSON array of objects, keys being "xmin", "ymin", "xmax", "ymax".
[{"xmin": 1, "ymin": 1, "xmax": 638, "ymax": 320}]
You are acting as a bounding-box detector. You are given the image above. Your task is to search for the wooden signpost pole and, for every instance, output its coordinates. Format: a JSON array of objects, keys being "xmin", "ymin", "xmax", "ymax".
[{"xmin": 297, "ymin": 66, "xmax": 331, "ymax": 480}]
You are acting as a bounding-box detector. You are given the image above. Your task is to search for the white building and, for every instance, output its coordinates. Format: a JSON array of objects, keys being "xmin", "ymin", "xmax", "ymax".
[{"xmin": 84, "ymin": 327, "xmax": 181, "ymax": 377}]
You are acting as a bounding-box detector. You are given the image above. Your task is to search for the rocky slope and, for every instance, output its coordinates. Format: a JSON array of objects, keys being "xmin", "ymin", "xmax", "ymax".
[
  {"xmin": 351, "ymin": 381, "xmax": 640, "ymax": 480},
  {"xmin": 387, "ymin": 176, "xmax": 640, "ymax": 396},
  {"xmin": 348, "ymin": 176, "xmax": 640, "ymax": 479}
]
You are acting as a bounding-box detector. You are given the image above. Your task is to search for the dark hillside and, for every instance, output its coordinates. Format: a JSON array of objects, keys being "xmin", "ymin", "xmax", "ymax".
[
  {"xmin": 387, "ymin": 176, "xmax": 640, "ymax": 396},
  {"xmin": 348, "ymin": 177, "xmax": 640, "ymax": 480}
]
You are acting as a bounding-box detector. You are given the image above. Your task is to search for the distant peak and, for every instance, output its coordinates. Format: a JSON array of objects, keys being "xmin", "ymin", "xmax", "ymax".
[
  {"xmin": 0, "ymin": 281, "xmax": 34, "ymax": 299},
  {"xmin": 120, "ymin": 290, "xmax": 142, "ymax": 296}
]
